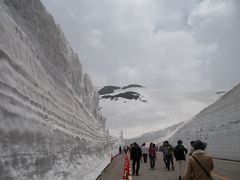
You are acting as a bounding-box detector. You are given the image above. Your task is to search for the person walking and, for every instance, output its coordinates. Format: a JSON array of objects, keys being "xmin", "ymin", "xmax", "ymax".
[
  {"xmin": 163, "ymin": 141, "xmax": 174, "ymax": 171},
  {"xmin": 141, "ymin": 143, "xmax": 148, "ymax": 163},
  {"xmin": 119, "ymin": 146, "xmax": 122, "ymax": 155},
  {"xmin": 124, "ymin": 145, "xmax": 128, "ymax": 154},
  {"xmin": 131, "ymin": 142, "xmax": 142, "ymax": 176},
  {"xmin": 189, "ymin": 141, "xmax": 195, "ymax": 156},
  {"xmin": 174, "ymin": 140, "xmax": 188, "ymax": 180},
  {"xmin": 184, "ymin": 140, "xmax": 214, "ymax": 180},
  {"xmin": 148, "ymin": 143, "xmax": 156, "ymax": 169},
  {"xmin": 161, "ymin": 142, "xmax": 168, "ymax": 168}
]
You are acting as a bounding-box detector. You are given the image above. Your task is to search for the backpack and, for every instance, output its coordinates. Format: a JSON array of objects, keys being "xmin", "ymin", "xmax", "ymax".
[
  {"xmin": 166, "ymin": 145, "xmax": 173, "ymax": 156},
  {"xmin": 174, "ymin": 145, "xmax": 184, "ymax": 157}
]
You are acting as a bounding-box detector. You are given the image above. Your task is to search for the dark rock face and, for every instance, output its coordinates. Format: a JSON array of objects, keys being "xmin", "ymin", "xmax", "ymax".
[
  {"xmin": 122, "ymin": 84, "xmax": 144, "ymax": 89},
  {"xmin": 98, "ymin": 84, "xmax": 144, "ymax": 95},
  {"xmin": 102, "ymin": 91, "xmax": 140, "ymax": 100},
  {"xmin": 98, "ymin": 86, "xmax": 121, "ymax": 95},
  {"xmin": 101, "ymin": 91, "xmax": 147, "ymax": 102}
]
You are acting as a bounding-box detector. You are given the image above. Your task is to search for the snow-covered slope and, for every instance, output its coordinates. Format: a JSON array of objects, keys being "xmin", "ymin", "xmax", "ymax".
[
  {"xmin": 170, "ymin": 83, "xmax": 240, "ymax": 161},
  {"xmin": 124, "ymin": 121, "xmax": 186, "ymax": 145},
  {"xmin": 124, "ymin": 83, "xmax": 240, "ymax": 161},
  {"xmin": 0, "ymin": 0, "xmax": 114, "ymax": 179},
  {"xmin": 99, "ymin": 85, "xmax": 218, "ymax": 138}
]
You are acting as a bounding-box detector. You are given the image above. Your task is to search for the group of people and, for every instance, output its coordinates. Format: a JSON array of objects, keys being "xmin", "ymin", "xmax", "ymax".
[{"xmin": 119, "ymin": 139, "xmax": 214, "ymax": 180}]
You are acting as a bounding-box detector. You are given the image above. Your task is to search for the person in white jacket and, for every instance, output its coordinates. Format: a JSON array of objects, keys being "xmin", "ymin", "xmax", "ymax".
[{"xmin": 141, "ymin": 143, "xmax": 148, "ymax": 163}]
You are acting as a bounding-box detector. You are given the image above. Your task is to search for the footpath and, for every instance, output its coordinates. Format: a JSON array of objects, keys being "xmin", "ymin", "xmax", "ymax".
[
  {"xmin": 97, "ymin": 152, "xmax": 239, "ymax": 180},
  {"xmin": 96, "ymin": 154, "xmax": 124, "ymax": 180}
]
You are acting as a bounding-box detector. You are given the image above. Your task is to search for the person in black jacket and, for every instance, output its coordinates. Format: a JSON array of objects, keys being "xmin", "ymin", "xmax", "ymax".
[
  {"xmin": 174, "ymin": 140, "xmax": 188, "ymax": 180},
  {"xmin": 131, "ymin": 142, "xmax": 142, "ymax": 176}
]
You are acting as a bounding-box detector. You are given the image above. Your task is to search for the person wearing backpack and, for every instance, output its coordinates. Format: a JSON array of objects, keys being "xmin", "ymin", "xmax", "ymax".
[
  {"xmin": 163, "ymin": 141, "xmax": 174, "ymax": 171},
  {"xmin": 184, "ymin": 140, "xmax": 214, "ymax": 180},
  {"xmin": 131, "ymin": 142, "xmax": 142, "ymax": 176},
  {"xmin": 174, "ymin": 140, "xmax": 188, "ymax": 180}
]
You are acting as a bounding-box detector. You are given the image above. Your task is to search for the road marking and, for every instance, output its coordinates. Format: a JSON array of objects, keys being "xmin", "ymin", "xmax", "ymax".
[{"xmin": 212, "ymin": 172, "xmax": 231, "ymax": 180}]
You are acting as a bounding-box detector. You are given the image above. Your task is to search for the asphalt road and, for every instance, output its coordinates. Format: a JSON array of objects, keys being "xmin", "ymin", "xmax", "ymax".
[
  {"xmin": 96, "ymin": 154, "xmax": 124, "ymax": 180},
  {"xmin": 96, "ymin": 153, "xmax": 240, "ymax": 180},
  {"xmin": 212, "ymin": 158, "xmax": 240, "ymax": 180}
]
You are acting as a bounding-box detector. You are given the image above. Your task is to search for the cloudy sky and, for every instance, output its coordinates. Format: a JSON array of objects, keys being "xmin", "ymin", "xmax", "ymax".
[{"xmin": 41, "ymin": 0, "xmax": 240, "ymax": 137}]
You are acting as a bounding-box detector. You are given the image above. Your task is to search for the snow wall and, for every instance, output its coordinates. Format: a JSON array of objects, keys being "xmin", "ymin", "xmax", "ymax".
[
  {"xmin": 124, "ymin": 122, "xmax": 184, "ymax": 145},
  {"xmin": 170, "ymin": 83, "xmax": 240, "ymax": 161},
  {"xmin": 0, "ymin": 0, "xmax": 115, "ymax": 179}
]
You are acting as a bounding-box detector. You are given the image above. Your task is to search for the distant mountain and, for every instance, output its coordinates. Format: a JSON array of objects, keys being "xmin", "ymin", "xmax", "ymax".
[
  {"xmin": 100, "ymin": 86, "xmax": 212, "ymax": 140},
  {"xmin": 98, "ymin": 86, "xmax": 121, "ymax": 95},
  {"xmin": 122, "ymin": 84, "xmax": 144, "ymax": 90},
  {"xmin": 101, "ymin": 91, "xmax": 147, "ymax": 102},
  {"xmin": 98, "ymin": 84, "xmax": 146, "ymax": 102},
  {"xmin": 98, "ymin": 84, "xmax": 143, "ymax": 95},
  {"xmin": 99, "ymin": 84, "xmax": 146, "ymax": 102}
]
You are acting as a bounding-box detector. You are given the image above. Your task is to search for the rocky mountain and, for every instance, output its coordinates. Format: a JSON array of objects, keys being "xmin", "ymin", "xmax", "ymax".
[
  {"xmin": 98, "ymin": 84, "xmax": 144, "ymax": 95},
  {"xmin": 99, "ymin": 84, "xmax": 146, "ymax": 102},
  {"xmin": 99, "ymin": 85, "xmax": 212, "ymax": 139},
  {"xmin": 0, "ymin": 0, "xmax": 114, "ymax": 179},
  {"xmin": 101, "ymin": 91, "xmax": 147, "ymax": 102},
  {"xmin": 98, "ymin": 86, "xmax": 121, "ymax": 95},
  {"xmin": 122, "ymin": 84, "xmax": 144, "ymax": 90}
]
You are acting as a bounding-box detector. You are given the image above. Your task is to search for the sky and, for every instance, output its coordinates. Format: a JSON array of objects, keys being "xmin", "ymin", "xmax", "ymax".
[{"xmin": 41, "ymin": 0, "xmax": 240, "ymax": 137}]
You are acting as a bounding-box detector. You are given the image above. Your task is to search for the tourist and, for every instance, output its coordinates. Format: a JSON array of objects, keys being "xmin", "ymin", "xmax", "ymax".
[
  {"xmin": 141, "ymin": 143, "xmax": 148, "ymax": 163},
  {"xmin": 184, "ymin": 140, "xmax": 214, "ymax": 180},
  {"xmin": 131, "ymin": 142, "xmax": 142, "ymax": 176},
  {"xmin": 148, "ymin": 143, "xmax": 156, "ymax": 169},
  {"xmin": 174, "ymin": 140, "xmax": 188, "ymax": 180},
  {"xmin": 119, "ymin": 146, "xmax": 122, "ymax": 155},
  {"xmin": 163, "ymin": 141, "xmax": 174, "ymax": 171}
]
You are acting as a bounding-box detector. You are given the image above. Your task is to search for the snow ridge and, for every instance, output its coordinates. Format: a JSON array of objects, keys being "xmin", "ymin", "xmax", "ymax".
[{"xmin": 125, "ymin": 122, "xmax": 185, "ymax": 145}]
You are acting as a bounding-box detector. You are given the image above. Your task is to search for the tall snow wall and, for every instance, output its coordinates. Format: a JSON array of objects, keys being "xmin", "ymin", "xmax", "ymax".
[
  {"xmin": 170, "ymin": 83, "xmax": 240, "ymax": 161},
  {"xmin": 0, "ymin": 0, "xmax": 111, "ymax": 179}
]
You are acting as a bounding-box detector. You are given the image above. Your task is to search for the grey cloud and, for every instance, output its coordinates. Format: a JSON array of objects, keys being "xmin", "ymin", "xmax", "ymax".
[
  {"xmin": 40, "ymin": 0, "xmax": 240, "ymax": 137},
  {"xmin": 41, "ymin": 0, "xmax": 239, "ymax": 93}
]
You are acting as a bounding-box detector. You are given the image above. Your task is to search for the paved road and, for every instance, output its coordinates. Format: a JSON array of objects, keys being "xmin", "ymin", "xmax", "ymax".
[
  {"xmin": 97, "ymin": 153, "xmax": 240, "ymax": 180},
  {"xmin": 96, "ymin": 154, "xmax": 124, "ymax": 180},
  {"xmin": 132, "ymin": 154, "xmax": 181, "ymax": 180},
  {"xmin": 212, "ymin": 159, "xmax": 240, "ymax": 180}
]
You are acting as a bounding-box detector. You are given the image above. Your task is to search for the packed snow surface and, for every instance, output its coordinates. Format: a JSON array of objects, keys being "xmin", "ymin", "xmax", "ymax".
[
  {"xmin": 0, "ymin": 0, "xmax": 117, "ymax": 179},
  {"xmin": 170, "ymin": 83, "xmax": 240, "ymax": 161},
  {"xmin": 126, "ymin": 84, "xmax": 240, "ymax": 161}
]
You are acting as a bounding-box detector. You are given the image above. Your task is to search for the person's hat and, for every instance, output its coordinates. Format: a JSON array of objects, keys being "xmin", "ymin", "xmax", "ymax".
[
  {"xmin": 190, "ymin": 141, "xmax": 195, "ymax": 145},
  {"xmin": 177, "ymin": 140, "xmax": 182, "ymax": 144},
  {"xmin": 192, "ymin": 140, "xmax": 207, "ymax": 150}
]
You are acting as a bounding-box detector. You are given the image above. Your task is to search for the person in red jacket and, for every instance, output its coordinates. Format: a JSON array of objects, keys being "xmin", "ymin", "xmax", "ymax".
[{"xmin": 148, "ymin": 143, "xmax": 156, "ymax": 169}]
